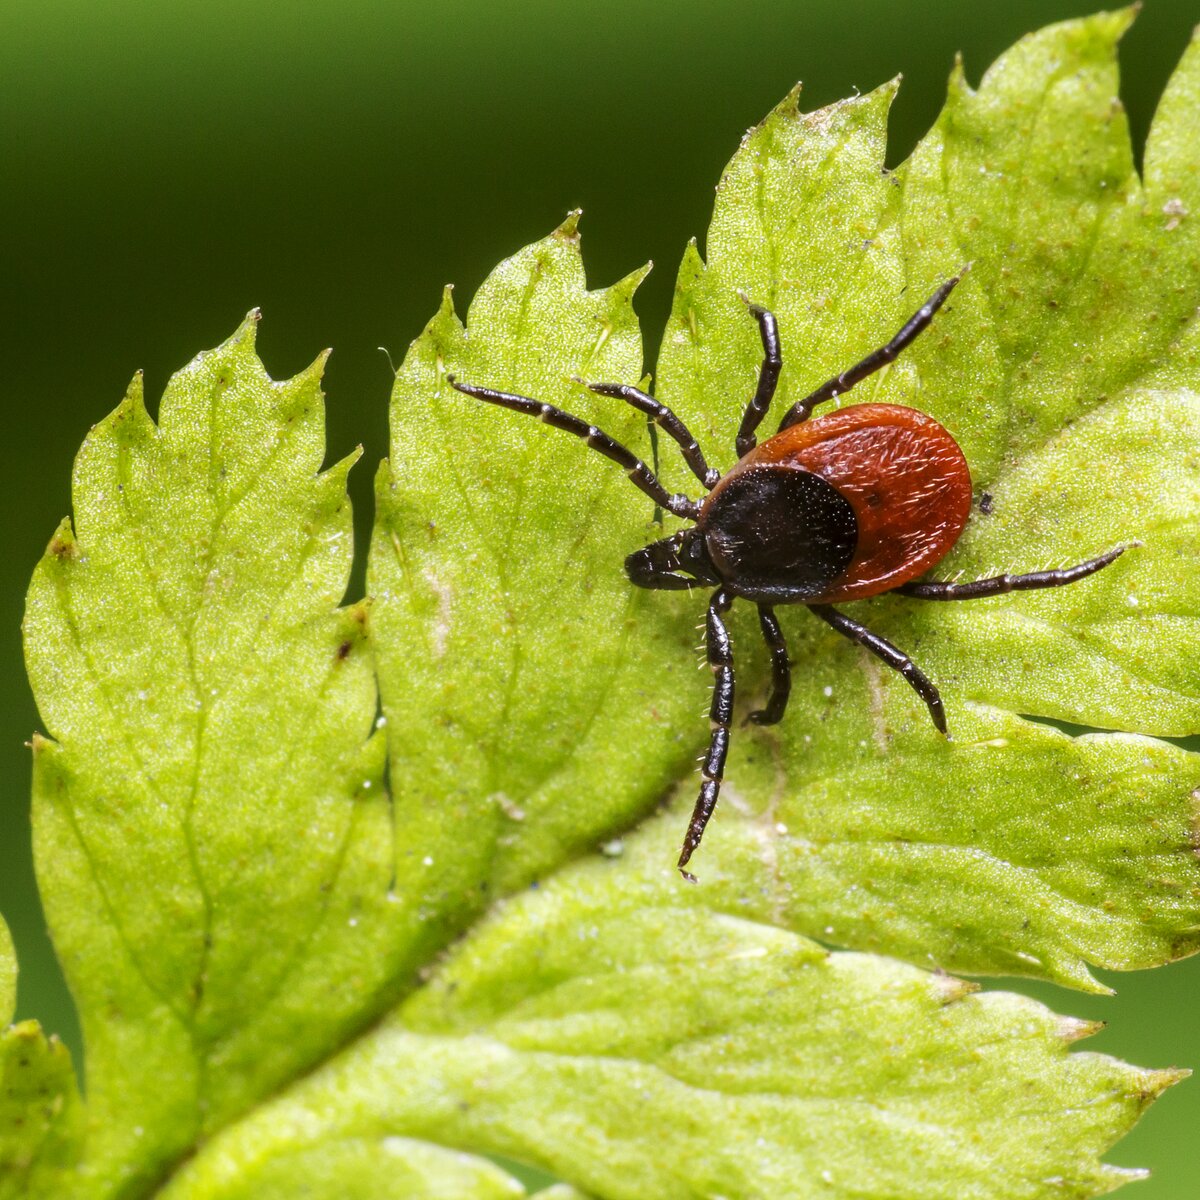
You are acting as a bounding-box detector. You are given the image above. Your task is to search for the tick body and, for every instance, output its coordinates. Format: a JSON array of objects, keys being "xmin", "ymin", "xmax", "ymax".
[
  {"xmin": 450, "ymin": 275, "xmax": 1126, "ymax": 880},
  {"xmin": 700, "ymin": 403, "xmax": 972, "ymax": 604}
]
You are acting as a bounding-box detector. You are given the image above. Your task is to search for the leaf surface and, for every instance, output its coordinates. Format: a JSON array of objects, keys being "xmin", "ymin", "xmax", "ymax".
[
  {"xmin": 23, "ymin": 321, "xmax": 401, "ymax": 1193},
  {"xmin": 158, "ymin": 842, "xmax": 1173, "ymax": 1200}
]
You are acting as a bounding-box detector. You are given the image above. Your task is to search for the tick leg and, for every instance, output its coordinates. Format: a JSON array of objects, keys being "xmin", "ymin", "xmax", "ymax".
[
  {"xmin": 897, "ymin": 545, "xmax": 1128, "ymax": 600},
  {"xmin": 809, "ymin": 603, "xmax": 947, "ymax": 735},
  {"xmin": 747, "ymin": 605, "xmax": 791, "ymax": 725},
  {"xmin": 449, "ymin": 377, "xmax": 699, "ymax": 520},
  {"xmin": 735, "ymin": 299, "xmax": 783, "ymax": 457},
  {"xmin": 581, "ymin": 381, "xmax": 720, "ymax": 489},
  {"xmin": 678, "ymin": 588, "xmax": 736, "ymax": 881},
  {"xmin": 776, "ymin": 275, "xmax": 962, "ymax": 432}
]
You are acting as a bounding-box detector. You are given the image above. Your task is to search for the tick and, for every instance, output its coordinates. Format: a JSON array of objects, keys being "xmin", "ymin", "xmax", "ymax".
[{"xmin": 449, "ymin": 276, "xmax": 1126, "ymax": 880}]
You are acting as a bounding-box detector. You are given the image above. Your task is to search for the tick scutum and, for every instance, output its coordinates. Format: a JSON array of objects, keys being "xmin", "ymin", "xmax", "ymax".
[{"xmin": 700, "ymin": 465, "xmax": 857, "ymax": 599}]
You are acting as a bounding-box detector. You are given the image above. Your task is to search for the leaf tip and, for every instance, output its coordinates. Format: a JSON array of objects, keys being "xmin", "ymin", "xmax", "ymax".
[
  {"xmin": 614, "ymin": 260, "xmax": 653, "ymax": 300},
  {"xmin": 1100, "ymin": 1165, "xmax": 1151, "ymax": 1188},
  {"xmin": 45, "ymin": 517, "xmax": 76, "ymax": 560},
  {"xmin": 555, "ymin": 208, "xmax": 583, "ymax": 241},
  {"xmin": 233, "ymin": 308, "xmax": 263, "ymax": 348},
  {"xmin": 1057, "ymin": 1015, "xmax": 1105, "ymax": 1043},
  {"xmin": 1144, "ymin": 1065, "xmax": 1190, "ymax": 1097},
  {"xmin": 947, "ymin": 51, "xmax": 971, "ymax": 101},
  {"xmin": 932, "ymin": 972, "xmax": 979, "ymax": 1004},
  {"xmin": 296, "ymin": 347, "xmax": 332, "ymax": 390}
]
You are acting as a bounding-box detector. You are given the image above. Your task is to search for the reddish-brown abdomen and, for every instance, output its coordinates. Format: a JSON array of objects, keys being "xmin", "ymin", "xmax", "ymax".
[{"xmin": 725, "ymin": 403, "xmax": 972, "ymax": 602}]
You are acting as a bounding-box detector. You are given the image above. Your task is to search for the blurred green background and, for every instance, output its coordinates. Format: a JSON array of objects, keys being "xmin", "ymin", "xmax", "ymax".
[{"xmin": 2, "ymin": 0, "xmax": 1198, "ymax": 1193}]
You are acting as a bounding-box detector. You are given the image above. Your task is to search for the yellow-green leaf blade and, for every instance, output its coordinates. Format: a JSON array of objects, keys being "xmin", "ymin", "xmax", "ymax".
[
  {"xmin": 157, "ymin": 837, "xmax": 1174, "ymax": 1200},
  {"xmin": 23, "ymin": 320, "xmax": 395, "ymax": 1192}
]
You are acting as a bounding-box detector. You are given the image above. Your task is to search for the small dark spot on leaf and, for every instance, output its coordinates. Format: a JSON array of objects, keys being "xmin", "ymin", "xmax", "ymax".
[
  {"xmin": 336, "ymin": 641, "xmax": 352, "ymax": 661},
  {"xmin": 980, "ymin": 492, "xmax": 994, "ymax": 515}
]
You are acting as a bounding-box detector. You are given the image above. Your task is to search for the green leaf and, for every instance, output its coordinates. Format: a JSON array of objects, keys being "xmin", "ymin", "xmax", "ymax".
[
  {"xmin": 0, "ymin": 918, "xmax": 84, "ymax": 1199},
  {"xmin": 23, "ymin": 320, "xmax": 400, "ymax": 1193},
  {"xmin": 17, "ymin": 11, "xmax": 1200, "ymax": 1200},
  {"xmin": 156, "ymin": 847, "xmax": 1175, "ymax": 1200}
]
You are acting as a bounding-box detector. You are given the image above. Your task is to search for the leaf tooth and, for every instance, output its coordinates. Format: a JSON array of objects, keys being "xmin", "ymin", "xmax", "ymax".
[
  {"xmin": 1048, "ymin": 955, "xmax": 1110, "ymax": 995},
  {"xmin": 1107, "ymin": 4, "xmax": 1141, "ymax": 41},
  {"xmin": 293, "ymin": 346, "xmax": 332, "ymax": 392},
  {"xmin": 43, "ymin": 516, "xmax": 77, "ymax": 560},
  {"xmin": 778, "ymin": 81, "xmax": 803, "ymax": 119},
  {"xmin": 335, "ymin": 598, "xmax": 373, "ymax": 656},
  {"xmin": 322, "ymin": 444, "xmax": 363, "ymax": 491},
  {"xmin": 739, "ymin": 81, "xmax": 802, "ymax": 150},
  {"xmin": 677, "ymin": 237, "xmax": 705, "ymax": 283},
  {"xmin": 28, "ymin": 730, "xmax": 60, "ymax": 760},
  {"xmin": 1092, "ymin": 1164, "xmax": 1151, "ymax": 1191},
  {"xmin": 611, "ymin": 261, "xmax": 653, "ymax": 305},
  {"xmin": 1056, "ymin": 1015, "xmax": 1105, "ymax": 1043},
  {"xmin": 220, "ymin": 307, "xmax": 262, "ymax": 358},
  {"xmin": 931, "ymin": 972, "xmax": 979, "ymax": 1004},
  {"xmin": 420, "ymin": 285, "xmax": 465, "ymax": 359},
  {"xmin": 118, "ymin": 369, "xmax": 147, "ymax": 418},
  {"xmin": 946, "ymin": 51, "xmax": 971, "ymax": 102},
  {"xmin": 554, "ymin": 208, "xmax": 582, "ymax": 242},
  {"xmin": 1132, "ymin": 1065, "xmax": 1191, "ymax": 1104}
]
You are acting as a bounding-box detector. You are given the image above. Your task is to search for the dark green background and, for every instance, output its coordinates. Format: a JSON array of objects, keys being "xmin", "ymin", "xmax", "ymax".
[{"xmin": 3, "ymin": 1, "xmax": 1198, "ymax": 1194}]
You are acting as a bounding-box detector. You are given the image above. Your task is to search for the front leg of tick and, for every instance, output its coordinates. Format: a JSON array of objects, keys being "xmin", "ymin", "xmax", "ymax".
[
  {"xmin": 678, "ymin": 587, "xmax": 736, "ymax": 881},
  {"xmin": 734, "ymin": 298, "xmax": 782, "ymax": 458}
]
